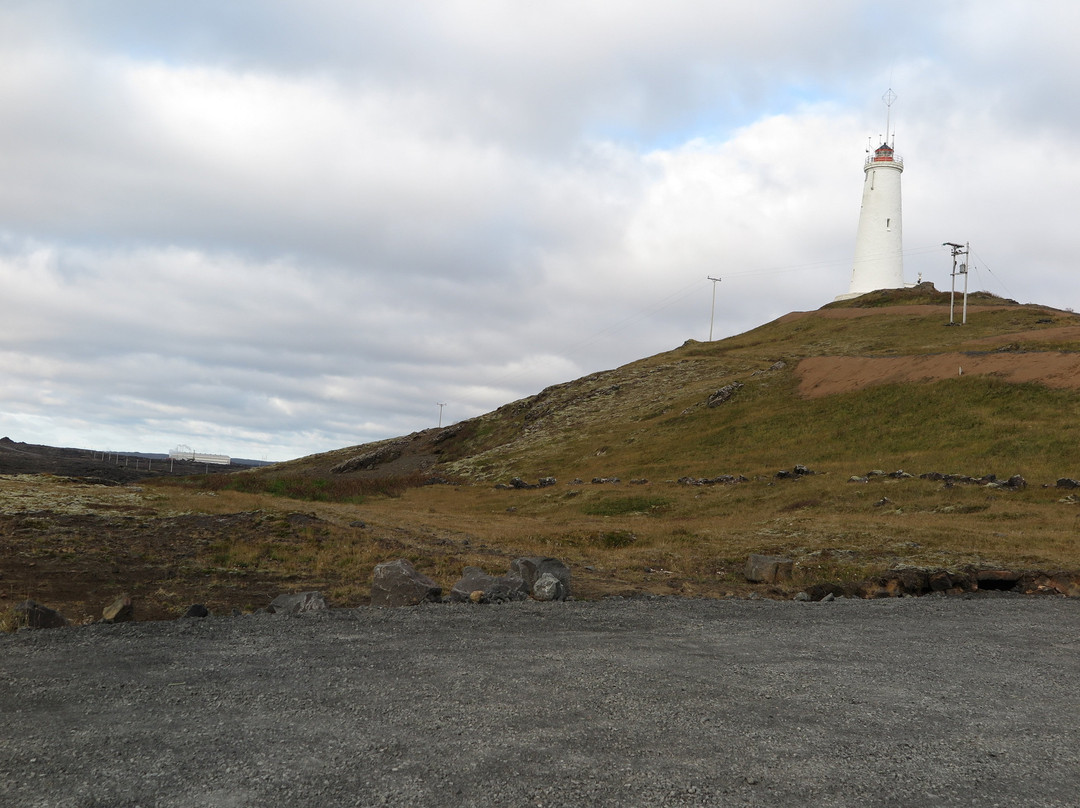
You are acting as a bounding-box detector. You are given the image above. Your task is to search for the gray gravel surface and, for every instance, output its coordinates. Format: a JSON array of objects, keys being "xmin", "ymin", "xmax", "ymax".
[{"xmin": 2, "ymin": 596, "xmax": 1078, "ymax": 807}]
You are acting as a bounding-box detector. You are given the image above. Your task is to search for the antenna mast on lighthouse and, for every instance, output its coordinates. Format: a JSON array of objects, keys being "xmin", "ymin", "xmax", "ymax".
[{"xmin": 883, "ymin": 87, "xmax": 897, "ymax": 146}]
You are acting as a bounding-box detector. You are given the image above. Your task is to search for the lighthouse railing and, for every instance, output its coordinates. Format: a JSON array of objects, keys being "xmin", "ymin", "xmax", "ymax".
[{"xmin": 866, "ymin": 152, "xmax": 903, "ymax": 167}]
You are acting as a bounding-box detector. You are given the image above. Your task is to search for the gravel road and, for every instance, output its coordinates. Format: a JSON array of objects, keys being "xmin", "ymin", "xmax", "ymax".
[{"xmin": 2, "ymin": 596, "xmax": 1078, "ymax": 807}]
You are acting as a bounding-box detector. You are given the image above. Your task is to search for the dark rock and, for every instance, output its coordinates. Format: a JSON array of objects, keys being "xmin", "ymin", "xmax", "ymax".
[
  {"xmin": 13, "ymin": 600, "xmax": 69, "ymax": 629},
  {"xmin": 887, "ymin": 470, "xmax": 913, "ymax": 479},
  {"xmin": 449, "ymin": 566, "xmax": 527, "ymax": 603},
  {"xmin": 707, "ymin": 382, "xmax": 743, "ymax": 408},
  {"xmin": 102, "ymin": 595, "xmax": 134, "ymax": 624},
  {"xmin": 538, "ymin": 477, "xmax": 557, "ymax": 487},
  {"xmin": 744, "ymin": 554, "xmax": 794, "ymax": 584},
  {"xmin": 775, "ymin": 469, "xmax": 795, "ymax": 479},
  {"xmin": 370, "ymin": 559, "xmax": 442, "ymax": 607},
  {"xmin": 975, "ymin": 569, "xmax": 1021, "ymax": 591},
  {"xmin": 874, "ymin": 497, "xmax": 892, "ymax": 507},
  {"xmin": 511, "ymin": 557, "xmax": 571, "ymax": 601},
  {"xmin": 509, "ymin": 477, "xmax": 536, "ymax": 490},
  {"xmin": 349, "ymin": 520, "xmax": 368, "ymax": 528},
  {"xmin": 1056, "ymin": 478, "xmax": 1080, "ymax": 489},
  {"xmin": 1005, "ymin": 475, "xmax": 1027, "ymax": 489},
  {"xmin": 928, "ymin": 571, "xmax": 953, "ymax": 593},
  {"xmin": 268, "ymin": 591, "xmax": 328, "ymax": 615},
  {"xmin": 183, "ymin": 604, "xmax": 210, "ymax": 618},
  {"xmin": 591, "ymin": 477, "xmax": 620, "ymax": 484},
  {"xmin": 793, "ymin": 464, "xmax": 813, "ymax": 476},
  {"xmin": 678, "ymin": 475, "xmax": 747, "ymax": 486}
]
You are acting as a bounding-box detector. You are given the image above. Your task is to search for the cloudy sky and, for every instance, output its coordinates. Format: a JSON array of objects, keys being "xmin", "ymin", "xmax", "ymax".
[{"xmin": 1, "ymin": 1, "xmax": 1076, "ymax": 461}]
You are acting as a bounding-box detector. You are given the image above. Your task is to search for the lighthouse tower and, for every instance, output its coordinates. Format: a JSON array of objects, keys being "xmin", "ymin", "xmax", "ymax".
[{"xmin": 839, "ymin": 90, "xmax": 905, "ymax": 300}]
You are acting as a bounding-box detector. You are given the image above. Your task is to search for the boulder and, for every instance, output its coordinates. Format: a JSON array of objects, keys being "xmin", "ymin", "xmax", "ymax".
[
  {"xmin": 511, "ymin": 557, "xmax": 571, "ymax": 600},
  {"xmin": 532, "ymin": 573, "xmax": 565, "ymax": 602},
  {"xmin": 102, "ymin": 595, "xmax": 134, "ymax": 624},
  {"xmin": 1056, "ymin": 478, "xmax": 1080, "ymax": 489},
  {"xmin": 744, "ymin": 554, "xmax": 794, "ymax": 584},
  {"xmin": 449, "ymin": 566, "xmax": 527, "ymax": 603},
  {"xmin": 13, "ymin": 600, "xmax": 69, "ymax": 629},
  {"xmin": 707, "ymin": 383, "xmax": 743, "ymax": 407},
  {"xmin": 183, "ymin": 604, "xmax": 210, "ymax": 618},
  {"xmin": 370, "ymin": 559, "xmax": 442, "ymax": 607},
  {"xmin": 268, "ymin": 591, "xmax": 328, "ymax": 615}
]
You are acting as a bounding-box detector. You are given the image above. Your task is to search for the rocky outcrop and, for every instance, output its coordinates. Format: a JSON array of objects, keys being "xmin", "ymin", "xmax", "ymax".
[
  {"xmin": 806, "ymin": 566, "xmax": 1080, "ymax": 600},
  {"xmin": 330, "ymin": 441, "xmax": 407, "ymax": 474},
  {"xmin": 511, "ymin": 557, "xmax": 571, "ymax": 601},
  {"xmin": 678, "ymin": 474, "xmax": 747, "ymax": 486},
  {"xmin": 707, "ymin": 383, "xmax": 743, "ymax": 407},
  {"xmin": 269, "ymin": 591, "xmax": 328, "ymax": 615},
  {"xmin": 775, "ymin": 465, "xmax": 814, "ymax": 479},
  {"xmin": 13, "ymin": 600, "xmax": 69, "ymax": 629},
  {"xmin": 370, "ymin": 559, "xmax": 442, "ymax": 607},
  {"xmin": 920, "ymin": 472, "xmax": 1027, "ymax": 489},
  {"xmin": 450, "ymin": 567, "xmax": 527, "ymax": 603}
]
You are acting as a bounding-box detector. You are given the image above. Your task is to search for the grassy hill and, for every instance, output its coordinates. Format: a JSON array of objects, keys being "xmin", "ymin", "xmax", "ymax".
[
  {"xmin": 6, "ymin": 285, "xmax": 1080, "ymax": 625},
  {"xmin": 262, "ymin": 284, "xmax": 1080, "ymax": 485}
]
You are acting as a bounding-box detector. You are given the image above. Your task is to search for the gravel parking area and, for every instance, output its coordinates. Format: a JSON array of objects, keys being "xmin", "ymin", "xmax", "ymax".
[{"xmin": 2, "ymin": 596, "xmax": 1078, "ymax": 807}]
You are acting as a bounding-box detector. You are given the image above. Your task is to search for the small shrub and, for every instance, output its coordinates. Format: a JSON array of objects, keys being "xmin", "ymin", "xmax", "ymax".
[
  {"xmin": 0, "ymin": 607, "xmax": 23, "ymax": 633},
  {"xmin": 595, "ymin": 530, "xmax": 637, "ymax": 548}
]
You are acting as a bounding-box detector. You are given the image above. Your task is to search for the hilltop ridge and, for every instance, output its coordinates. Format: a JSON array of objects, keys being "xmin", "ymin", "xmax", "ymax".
[{"xmin": 273, "ymin": 285, "xmax": 1080, "ymax": 485}]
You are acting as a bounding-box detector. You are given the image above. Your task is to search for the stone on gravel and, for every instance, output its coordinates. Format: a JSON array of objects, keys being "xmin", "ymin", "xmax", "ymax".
[
  {"xmin": 744, "ymin": 554, "xmax": 794, "ymax": 584},
  {"xmin": 183, "ymin": 604, "xmax": 210, "ymax": 618},
  {"xmin": 370, "ymin": 559, "xmax": 442, "ymax": 607},
  {"xmin": 268, "ymin": 591, "xmax": 328, "ymax": 615},
  {"xmin": 449, "ymin": 566, "xmax": 527, "ymax": 603},
  {"xmin": 511, "ymin": 557, "xmax": 571, "ymax": 600},
  {"xmin": 102, "ymin": 595, "xmax": 134, "ymax": 624},
  {"xmin": 13, "ymin": 599, "xmax": 69, "ymax": 629},
  {"xmin": 531, "ymin": 573, "xmax": 565, "ymax": 602}
]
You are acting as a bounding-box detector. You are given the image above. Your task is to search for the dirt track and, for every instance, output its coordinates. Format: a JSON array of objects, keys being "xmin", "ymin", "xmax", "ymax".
[{"xmin": 2, "ymin": 596, "xmax": 1078, "ymax": 807}]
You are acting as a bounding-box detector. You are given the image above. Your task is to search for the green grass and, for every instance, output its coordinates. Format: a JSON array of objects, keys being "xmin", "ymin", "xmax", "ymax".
[{"xmin": 580, "ymin": 495, "xmax": 672, "ymax": 517}]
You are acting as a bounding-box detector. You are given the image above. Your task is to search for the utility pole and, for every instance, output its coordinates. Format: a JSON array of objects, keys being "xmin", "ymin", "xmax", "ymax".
[
  {"xmin": 437, "ymin": 402, "xmax": 446, "ymax": 428},
  {"xmin": 943, "ymin": 242, "xmax": 968, "ymax": 324},
  {"xmin": 707, "ymin": 276, "xmax": 722, "ymax": 341}
]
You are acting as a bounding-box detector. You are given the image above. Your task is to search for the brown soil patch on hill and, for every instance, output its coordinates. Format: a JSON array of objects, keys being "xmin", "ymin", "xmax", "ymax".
[{"xmin": 797, "ymin": 352, "xmax": 1080, "ymax": 398}]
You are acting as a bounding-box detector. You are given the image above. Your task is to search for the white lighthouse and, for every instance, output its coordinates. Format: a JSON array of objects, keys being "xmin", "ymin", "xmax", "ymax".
[{"xmin": 839, "ymin": 90, "xmax": 905, "ymax": 300}]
